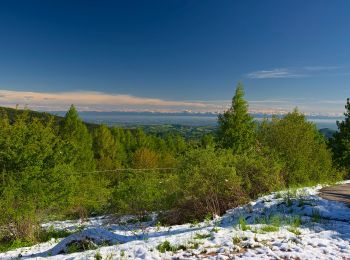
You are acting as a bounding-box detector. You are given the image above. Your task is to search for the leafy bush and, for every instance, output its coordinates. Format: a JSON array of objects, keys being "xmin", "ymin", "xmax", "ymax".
[
  {"xmin": 173, "ymin": 147, "xmax": 246, "ymax": 223},
  {"xmin": 156, "ymin": 240, "xmax": 179, "ymax": 253},
  {"xmin": 0, "ymin": 224, "xmax": 73, "ymax": 253},
  {"xmin": 112, "ymin": 170, "xmax": 179, "ymax": 217},
  {"xmin": 258, "ymin": 110, "xmax": 341, "ymax": 186},
  {"xmin": 236, "ymin": 149, "xmax": 284, "ymax": 198}
]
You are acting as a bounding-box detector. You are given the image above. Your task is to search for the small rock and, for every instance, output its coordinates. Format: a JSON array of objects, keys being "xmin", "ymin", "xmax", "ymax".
[{"xmin": 216, "ymin": 247, "xmax": 225, "ymax": 253}]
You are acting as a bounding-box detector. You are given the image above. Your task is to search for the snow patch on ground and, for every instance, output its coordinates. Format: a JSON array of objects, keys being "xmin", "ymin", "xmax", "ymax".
[{"xmin": 1, "ymin": 183, "xmax": 350, "ymax": 259}]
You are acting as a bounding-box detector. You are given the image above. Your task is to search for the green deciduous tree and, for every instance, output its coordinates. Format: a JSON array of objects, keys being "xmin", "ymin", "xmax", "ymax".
[
  {"xmin": 217, "ymin": 83, "xmax": 256, "ymax": 153},
  {"xmin": 132, "ymin": 147, "xmax": 159, "ymax": 169},
  {"xmin": 258, "ymin": 109, "xmax": 340, "ymax": 186},
  {"xmin": 0, "ymin": 109, "xmax": 70, "ymax": 241}
]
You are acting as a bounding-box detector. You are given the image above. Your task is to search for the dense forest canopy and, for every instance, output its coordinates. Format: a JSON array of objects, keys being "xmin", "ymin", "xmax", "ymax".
[{"xmin": 0, "ymin": 84, "xmax": 348, "ymax": 249}]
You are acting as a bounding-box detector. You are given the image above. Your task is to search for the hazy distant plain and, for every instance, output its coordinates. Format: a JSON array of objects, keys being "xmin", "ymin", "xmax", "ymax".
[{"xmin": 52, "ymin": 111, "xmax": 342, "ymax": 130}]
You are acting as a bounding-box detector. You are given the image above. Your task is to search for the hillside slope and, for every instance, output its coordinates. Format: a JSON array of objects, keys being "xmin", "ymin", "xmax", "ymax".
[
  {"xmin": 0, "ymin": 106, "xmax": 98, "ymax": 130},
  {"xmin": 1, "ymin": 183, "xmax": 350, "ymax": 259}
]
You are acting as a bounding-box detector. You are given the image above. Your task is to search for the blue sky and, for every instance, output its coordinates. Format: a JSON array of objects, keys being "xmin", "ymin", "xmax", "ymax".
[{"xmin": 0, "ymin": 0, "xmax": 349, "ymax": 115}]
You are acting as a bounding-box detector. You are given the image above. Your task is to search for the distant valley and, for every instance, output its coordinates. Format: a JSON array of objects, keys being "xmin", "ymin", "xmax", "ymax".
[{"xmin": 50, "ymin": 111, "xmax": 343, "ymax": 130}]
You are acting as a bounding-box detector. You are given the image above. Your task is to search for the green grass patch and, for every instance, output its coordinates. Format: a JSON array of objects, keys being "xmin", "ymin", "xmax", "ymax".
[
  {"xmin": 94, "ymin": 251, "xmax": 102, "ymax": 260},
  {"xmin": 194, "ymin": 232, "xmax": 211, "ymax": 239},
  {"xmin": 232, "ymin": 236, "xmax": 241, "ymax": 244},
  {"xmin": 238, "ymin": 216, "xmax": 250, "ymax": 231},
  {"xmin": 210, "ymin": 227, "xmax": 220, "ymax": 233},
  {"xmin": 311, "ymin": 209, "xmax": 322, "ymax": 222},
  {"xmin": 288, "ymin": 216, "xmax": 302, "ymax": 228},
  {"xmin": 66, "ymin": 239, "xmax": 97, "ymax": 254},
  {"xmin": 260, "ymin": 225, "xmax": 279, "ymax": 233},
  {"xmin": 188, "ymin": 241, "xmax": 200, "ymax": 249},
  {"xmin": 254, "ymin": 214, "xmax": 282, "ymax": 227},
  {"xmin": 156, "ymin": 240, "xmax": 200, "ymax": 253},
  {"xmin": 156, "ymin": 241, "xmax": 184, "ymax": 253},
  {"xmin": 270, "ymin": 215, "xmax": 282, "ymax": 227},
  {"xmin": 274, "ymin": 191, "xmax": 283, "ymax": 199},
  {"xmin": 287, "ymin": 227, "xmax": 301, "ymax": 235},
  {"xmin": 0, "ymin": 239, "xmax": 33, "ymax": 253}
]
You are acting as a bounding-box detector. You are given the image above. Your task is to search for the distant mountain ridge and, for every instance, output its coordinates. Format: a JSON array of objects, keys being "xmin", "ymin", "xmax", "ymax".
[
  {"xmin": 49, "ymin": 110, "xmax": 344, "ymax": 119},
  {"xmin": 0, "ymin": 106, "xmax": 338, "ymax": 138}
]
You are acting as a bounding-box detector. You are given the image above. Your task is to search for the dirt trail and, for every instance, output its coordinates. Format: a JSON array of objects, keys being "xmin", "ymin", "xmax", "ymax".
[{"xmin": 319, "ymin": 183, "xmax": 350, "ymax": 205}]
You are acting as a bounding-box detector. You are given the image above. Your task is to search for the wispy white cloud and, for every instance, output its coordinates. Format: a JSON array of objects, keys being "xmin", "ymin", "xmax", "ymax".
[
  {"xmin": 0, "ymin": 89, "xmax": 345, "ymax": 116},
  {"xmin": 247, "ymin": 65, "xmax": 345, "ymax": 79},
  {"xmin": 0, "ymin": 89, "xmax": 221, "ymax": 112},
  {"xmin": 303, "ymin": 66, "xmax": 343, "ymax": 71},
  {"xmin": 0, "ymin": 90, "xmax": 205, "ymax": 107},
  {"xmin": 247, "ymin": 68, "xmax": 303, "ymax": 79}
]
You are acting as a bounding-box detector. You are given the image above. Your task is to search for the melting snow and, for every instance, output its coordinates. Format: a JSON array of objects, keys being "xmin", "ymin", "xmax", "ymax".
[{"xmin": 1, "ymin": 182, "xmax": 350, "ymax": 259}]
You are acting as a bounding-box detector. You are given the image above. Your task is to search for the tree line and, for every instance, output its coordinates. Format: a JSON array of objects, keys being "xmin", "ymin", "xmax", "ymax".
[{"xmin": 0, "ymin": 83, "xmax": 348, "ymax": 246}]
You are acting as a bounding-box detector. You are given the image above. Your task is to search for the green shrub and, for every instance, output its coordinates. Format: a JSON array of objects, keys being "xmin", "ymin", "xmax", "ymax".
[
  {"xmin": 156, "ymin": 240, "xmax": 177, "ymax": 253},
  {"xmin": 0, "ymin": 226, "xmax": 73, "ymax": 253},
  {"xmin": 112, "ymin": 170, "xmax": 179, "ymax": 217},
  {"xmin": 66, "ymin": 239, "xmax": 97, "ymax": 253},
  {"xmin": 94, "ymin": 251, "xmax": 102, "ymax": 260},
  {"xmin": 236, "ymin": 149, "xmax": 284, "ymax": 198},
  {"xmin": 232, "ymin": 236, "xmax": 241, "ymax": 244},
  {"xmin": 173, "ymin": 147, "xmax": 246, "ymax": 223},
  {"xmin": 258, "ymin": 110, "xmax": 340, "ymax": 186},
  {"xmin": 0, "ymin": 239, "xmax": 33, "ymax": 253},
  {"xmin": 39, "ymin": 226, "xmax": 73, "ymax": 242}
]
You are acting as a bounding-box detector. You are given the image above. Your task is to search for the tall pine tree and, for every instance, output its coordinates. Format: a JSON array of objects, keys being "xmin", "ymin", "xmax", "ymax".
[
  {"xmin": 330, "ymin": 98, "xmax": 350, "ymax": 176},
  {"xmin": 59, "ymin": 105, "xmax": 95, "ymax": 171},
  {"xmin": 92, "ymin": 124, "xmax": 124, "ymax": 170},
  {"xmin": 217, "ymin": 83, "xmax": 256, "ymax": 153}
]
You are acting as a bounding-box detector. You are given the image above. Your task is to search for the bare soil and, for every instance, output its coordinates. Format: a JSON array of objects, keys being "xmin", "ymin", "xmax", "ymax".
[{"xmin": 319, "ymin": 183, "xmax": 350, "ymax": 205}]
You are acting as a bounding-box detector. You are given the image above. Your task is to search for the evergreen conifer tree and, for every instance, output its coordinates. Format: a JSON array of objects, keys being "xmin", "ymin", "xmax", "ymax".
[
  {"xmin": 59, "ymin": 105, "xmax": 95, "ymax": 171},
  {"xmin": 330, "ymin": 98, "xmax": 350, "ymax": 176},
  {"xmin": 92, "ymin": 125, "xmax": 123, "ymax": 170},
  {"xmin": 217, "ymin": 83, "xmax": 256, "ymax": 153}
]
